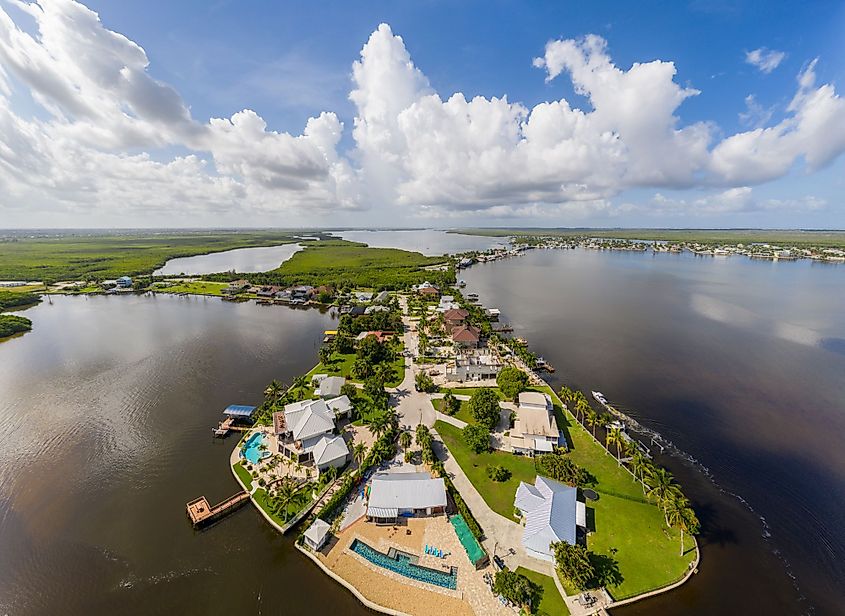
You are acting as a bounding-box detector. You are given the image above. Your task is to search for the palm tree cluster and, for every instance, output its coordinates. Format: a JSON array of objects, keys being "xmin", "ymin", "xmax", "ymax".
[{"xmin": 559, "ymin": 385, "xmax": 699, "ymax": 557}]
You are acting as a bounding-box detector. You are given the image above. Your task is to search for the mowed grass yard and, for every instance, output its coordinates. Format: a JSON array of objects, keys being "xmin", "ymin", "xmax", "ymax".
[
  {"xmin": 157, "ymin": 281, "xmax": 230, "ymax": 296},
  {"xmin": 306, "ymin": 351, "xmax": 405, "ymax": 387},
  {"xmin": 514, "ymin": 567, "xmax": 569, "ymax": 616},
  {"xmin": 436, "ymin": 384, "xmax": 696, "ymax": 600}
]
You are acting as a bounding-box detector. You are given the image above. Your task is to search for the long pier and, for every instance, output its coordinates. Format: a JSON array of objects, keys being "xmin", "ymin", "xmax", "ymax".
[{"xmin": 187, "ymin": 491, "xmax": 250, "ymax": 528}]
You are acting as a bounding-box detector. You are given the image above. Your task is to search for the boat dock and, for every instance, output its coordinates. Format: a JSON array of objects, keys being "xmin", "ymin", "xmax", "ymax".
[{"xmin": 187, "ymin": 491, "xmax": 250, "ymax": 528}]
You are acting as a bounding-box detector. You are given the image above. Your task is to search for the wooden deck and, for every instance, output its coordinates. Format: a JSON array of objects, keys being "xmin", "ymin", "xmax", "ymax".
[{"xmin": 187, "ymin": 491, "xmax": 250, "ymax": 527}]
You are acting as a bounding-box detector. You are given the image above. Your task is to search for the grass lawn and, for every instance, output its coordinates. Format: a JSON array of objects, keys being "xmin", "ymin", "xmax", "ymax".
[
  {"xmin": 439, "ymin": 386, "xmax": 504, "ymax": 399},
  {"xmin": 436, "ymin": 382, "xmax": 696, "ymax": 600},
  {"xmin": 515, "ymin": 567, "xmax": 570, "ymax": 616},
  {"xmin": 252, "ymin": 486, "xmax": 312, "ymax": 526},
  {"xmin": 232, "ymin": 462, "xmax": 253, "ymax": 490},
  {"xmin": 157, "ymin": 281, "xmax": 230, "ymax": 296},
  {"xmin": 432, "ymin": 398, "xmax": 475, "ymax": 425},
  {"xmin": 436, "ymin": 421, "xmax": 536, "ymax": 520},
  {"xmin": 306, "ymin": 352, "xmax": 405, "ymax": 387}
]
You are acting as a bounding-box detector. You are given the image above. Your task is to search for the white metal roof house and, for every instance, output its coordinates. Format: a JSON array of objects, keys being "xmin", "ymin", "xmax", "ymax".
[
  {"xmin": 312, "ymin": 434, "xmax": 349, "ymax": 473},
  {"xmin": 508, "ymin": 392, "xmax": 561, "ymax": 456},
  {"xmin": 514, "ymin": 476, "xmax": 586, "ymax": 562},
  {"xmin": 316, "ymin": 376, "xmax": 345, "ymax": 398},
  {"xmin": 303, "ymin": 518, "xmax": 331, "ymax": 551},
  {"xmin": 326, "ymin": 395, "xmax": 354, "ymax": 418},
  {"xmin": 274, "ymin": 399, "xmax": 337, "ymax": 463},
  {"xmin": 366, "ymin": 471, "xmax": 447, "ymax": 522}
]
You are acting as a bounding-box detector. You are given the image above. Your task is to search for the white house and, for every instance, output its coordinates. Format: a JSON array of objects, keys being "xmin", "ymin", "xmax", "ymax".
[
  {"xmin": 303, "ymin": 518, "xmax": 331, "ymax": 551},
  {"xmin": 326, "ymin": 395, "xmax": 354, "ymax": 419},
  {"xmin": 514, "ymin": 476, "xmax": 586, "ymax": 562},
  {"xmin": 508, "ymin": 392, "xmax": 561, "ymax": 456},
  {"xmin": 446, "ymin": 352, "xmax": 501, "ymax": 382},
  {"xmin": 366, "ymin": 471, "xmax": 447, "ymax": 523},
  {"xmin": 274, "ymin": 399, "xmax": 336, "ymax": 462},
  {"xmin": 313, "ymin": 434, "xmax": 349, "ymax": 473},
  {"xmin": 316, "ymin": 376, "xmax": 345, "ymax": 398}
]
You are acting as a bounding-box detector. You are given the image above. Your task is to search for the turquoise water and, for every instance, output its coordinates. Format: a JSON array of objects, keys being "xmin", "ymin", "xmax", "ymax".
[
  {"xmin": 241, "ymin": 432, "xmax": 270, "ymax": 464},
  {"xmin": 350, "ymin": 539, "xmax": 457, "ymax": 590}
]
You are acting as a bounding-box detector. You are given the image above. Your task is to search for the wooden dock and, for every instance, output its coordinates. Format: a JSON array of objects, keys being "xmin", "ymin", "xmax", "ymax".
[{"xmin": 187, "ymin": 491, "xmax": 250, "ymax": 528}]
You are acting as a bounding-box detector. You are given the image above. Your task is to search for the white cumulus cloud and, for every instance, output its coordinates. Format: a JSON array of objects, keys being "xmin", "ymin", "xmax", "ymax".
[
  {"xmin": 0, "ymin": 5, "xmax": 842, "ymax": 225},
  {"xmin": 745, "ymin": 47, "xmax": 786, "ymax": 74}
]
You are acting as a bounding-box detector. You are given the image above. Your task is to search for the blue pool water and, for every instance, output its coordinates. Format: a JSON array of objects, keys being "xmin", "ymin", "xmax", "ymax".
[
  {"xmin": 241, "ymin": 432, "xmax": 271, "ymax": 464},
  {"xmin": 350, "ymin": 539, "xmax": 457, "ymax": 590}
]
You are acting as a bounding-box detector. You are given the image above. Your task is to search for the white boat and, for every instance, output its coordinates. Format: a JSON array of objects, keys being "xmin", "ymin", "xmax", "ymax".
[
  {"xmin": 458, "ymin": 280, "xmax": 466, "ymax": 287},
  {"xmin": 592, "ymin": 391, "xmax": 608, "ymax": 406}
]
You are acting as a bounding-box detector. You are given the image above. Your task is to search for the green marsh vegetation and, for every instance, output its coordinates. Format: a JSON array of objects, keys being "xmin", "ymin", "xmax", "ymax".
[{"xmin": 0, "ymin": 231, "xmax": 304, "ymax": 281}]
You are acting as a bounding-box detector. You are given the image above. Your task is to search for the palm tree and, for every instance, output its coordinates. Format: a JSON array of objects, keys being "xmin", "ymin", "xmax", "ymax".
[
  {"xmin": 375, "ymin": 363, "xmax": 396, "ymax": 387},
  {"xmin": 664, "ymin": 493, "xmax": 699, "ymax": 556},
  {"xmin": 606, "ymin": 427, "xmax": 624, "ymax": 464},
  {"xmin": 318, "ymin": 346, "xmax": 332, "ymax": 367},
  {"xmin": 628, "ymin": 449, "xmax": 648, "ymax": 485},
  {"xmin": 645, "ymin": 466, "xmax": 682, "ymax": 521},
  {"xmin": 575, "ymin": 399, "xmax": 590, "ymax": 424},
  {"xmin": 368, "ymin": 412, "xmax": 391, "ymax": 439},
  {"xmin": 352, "ymin": 358, "xmax": 373, "ymax": 380},
  {"xmin": 353, "ymin": 442, "xmax": 367, "ymax": 466},
  {"xmin": 399, "ymin": 430, "xmax": 412, "ymax": 450},
  {"xmin": 293, "ymin": 375, "xmax": 308, "ymax": 392},
  {"xmin": 264, "ymin": 379, "xmax": 285, "ymax": 404},
  {"xmin": 585, "ymin": 409, "xmax": 598, "ymax": 437},
  {"xmin": 416, "ymin": 423, "xmax": 430, "ymax": 446},
  {"xmin": 273, "ymin": 478, "xmax": 305, "ymax": 522}
]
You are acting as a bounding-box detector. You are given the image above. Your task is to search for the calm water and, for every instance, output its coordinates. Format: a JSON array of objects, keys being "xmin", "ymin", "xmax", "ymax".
[
  {"xmin": 0, "ymin": 295, "xmax": 371, "ymax": 616},
  {"xmin": 153, "ymin": 243, "xmax": 303, "ymax": 275},
  {"xmin": 463, "ymin": 248, "xmax": 845, "ymax": 615},
  {"xmin": 330, "ymin": 229, "xmax": 508, "ymax": 256}
]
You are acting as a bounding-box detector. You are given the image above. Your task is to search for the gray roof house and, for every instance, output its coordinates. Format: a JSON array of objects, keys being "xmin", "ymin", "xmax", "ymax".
[
  {"xmin": 316, "ymin": 376, "xmax": 345, "ymax": 398},
  {"xmin": 312, "ymin": 434, "xmax": 349, "ymax": 472},
  {"xmin": 514, "ymin": 476, "xmax": 586, "ymax": 562},
  {"xmin": 366, "ymin": 471, "xmax": 447, "ymax": 521}
]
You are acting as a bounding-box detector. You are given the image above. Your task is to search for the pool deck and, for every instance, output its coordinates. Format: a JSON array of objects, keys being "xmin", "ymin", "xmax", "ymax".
[{"xmin": 315, "ymin": 517, "xmax": 513, "ymax": 616}]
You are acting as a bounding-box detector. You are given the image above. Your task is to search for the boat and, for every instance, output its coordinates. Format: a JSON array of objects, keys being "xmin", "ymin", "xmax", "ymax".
[
  {"xmin": 458, "ymin": 280, "xmax": 466, "ymax": 288},
  {"xmin": 592, "ymin": 391, "xmax": 608, "ymax": 406}
]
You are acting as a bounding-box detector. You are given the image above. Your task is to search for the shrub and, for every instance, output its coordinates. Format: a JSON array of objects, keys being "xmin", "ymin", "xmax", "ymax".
[
  {"xmin": 467, "ymin": 388, "xmax": 500, "ymax": 429},
  {"xmin": 493, "ymin": 570, "xmax": 542, "ymax": 612},
  {"xmin": 442, "ymin": 391, "xmax": 460, "ymax": 415},
  {"xmin": 496, "ymin": 366, "xmax": 529, "ymax": 402},
  {"xmin": 486, "ymin": 465, "xmax": 511, "ymax": 482},
  {"xmin": 463, "ymin": 424, "xmax": 491, "ymax": 454}
]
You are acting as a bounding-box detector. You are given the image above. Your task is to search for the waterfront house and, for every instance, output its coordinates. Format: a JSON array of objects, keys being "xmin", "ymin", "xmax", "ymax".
[
  {"xmin": 508, "ymin": 392, "xmax": 561, "ymax": 455},
  {"xmin": 355, "ymin": 330, "xmax": 395, "ymax": 344},
  {"xmin": 366, "ymin": 471, "xmax": 447, "ymax": 524},
  {"xmin": 274, "ymin": 399, "xmax": 336, "ymax": 464},
  {"xmin": 290, "ymin": 285, "xmax": 314, "ymax": 301},
  {"xmin": 451, "ymin": 324, "xmax": 481, "ymax": 348},
  {"xmin": 303, "ymin": 518, "xmax": 331, "ymax": 551},
  {"xmin": 442, "ymin": 308, "xmax": 470, "ymax": 328},
  {"xmin": 256, "ymin": 285, "xmax": 280, "ymax": 298},
  {"xmin": 355, "ymin": 291, "xmax": 374, "ymax": 302},
  {"xmin": 116, "ymin": 276, "xmax": 133, "ymax": 288},
  {"xmin": 223, "ymin": 279, "xmax": 250, "ymax": 295},
  {"xmin": 446, "ymin": 352, "xmax": 501, "ymax": 382},
  {"xmin": 514, "ymin": 476, "xmax": 586, "ymax": 562},
  {"xmin": 364, "ymin": 305, "xmax": 390, "ymax": 315},
  {"xmin": 437, "ymin": 295, "xmax": 461, "ymax": 312},
  {"xmin": 316, "ymin": 376, "xmax": 345, "ymax": 398},
  {"xmin": 348, "ymin": 305, "xmax": 367, "ymax": 317}
]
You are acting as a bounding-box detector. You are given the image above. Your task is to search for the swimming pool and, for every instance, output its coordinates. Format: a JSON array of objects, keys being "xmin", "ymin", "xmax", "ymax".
[
  {"xmin": 241, "ymin": 432, "xmax": 271, "ymax": 465},
  {"xmin": 350, "ymin": 539, "xmax": 458, "ymax": 590}
]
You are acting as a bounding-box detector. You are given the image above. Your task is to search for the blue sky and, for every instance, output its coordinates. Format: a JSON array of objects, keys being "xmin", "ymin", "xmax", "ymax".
[{"xmin": 1, "ymin": 0, "xmax": 844, "ymax": 228}]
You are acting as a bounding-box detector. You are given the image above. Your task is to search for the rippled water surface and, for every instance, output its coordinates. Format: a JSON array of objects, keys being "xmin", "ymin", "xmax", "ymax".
[
  {"xmin": 463, "ymin": 248, "xmax": 845, "ymax": 615},
  {"xmin": 0, "ymin": 294, "xmax": 372, "ymax": 616}
]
